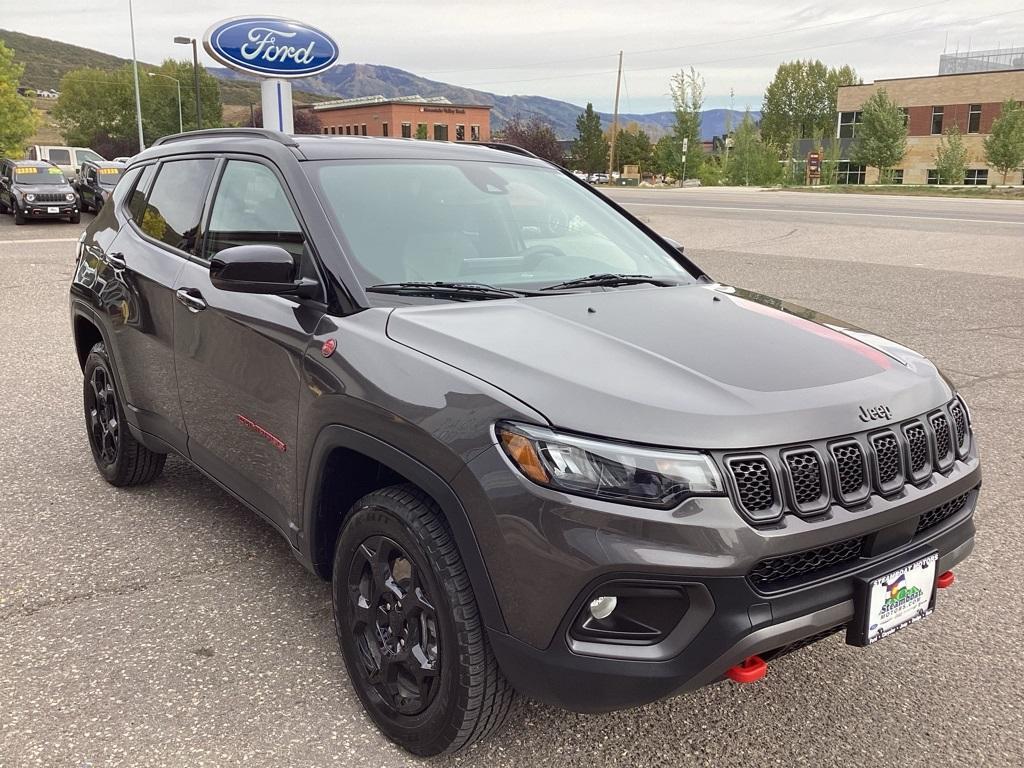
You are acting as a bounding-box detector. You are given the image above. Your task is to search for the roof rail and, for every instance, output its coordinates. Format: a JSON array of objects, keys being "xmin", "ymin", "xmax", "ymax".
[
  {"xmin": 151, "ymin": 128, "xmax": 300, "ymax": 148},
  {"xmin": 478, "ymin": 142, "xmax": 539, "ymax": 159}
]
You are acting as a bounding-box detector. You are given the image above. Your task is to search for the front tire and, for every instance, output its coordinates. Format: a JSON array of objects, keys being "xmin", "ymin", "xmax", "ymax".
[
  {"xmin": 14, "ymin": 211, "xmax": 25, "ymax": 225},
  {"xmin": 333, "ymin": 485, "xmax": 515, "ymax": 756},
  {"xmin": 70, "ymin": 212, "xmax": 81, "ymax": 224},
  {"xmin": 83, "ymin": 342, "xmax": 166, "ymax": 486}
]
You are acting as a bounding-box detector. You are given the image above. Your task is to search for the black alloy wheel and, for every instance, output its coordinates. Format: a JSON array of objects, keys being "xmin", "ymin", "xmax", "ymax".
[
  {"xmin": 86, "ymin": 362, "xmax": 119, "ymax": 465},
  {"xmin": 333, "ymin": 486, "xmax": 515, "ymax": 755},
  {"xmin": 81, "ymin": 342, "xmax": 166, "ymax": 486},
  {"xmin": 347, "ymin": 534, "xmax": 441, "ymax": 715}
]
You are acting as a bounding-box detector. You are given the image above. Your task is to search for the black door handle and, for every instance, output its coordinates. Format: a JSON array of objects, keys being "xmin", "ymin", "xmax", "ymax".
[
  {"xmin": 175, "ymin": 287, "xmax": 207, "ymax": 313},
  {"xmin": 106, "ymin": 252, "xmax": 127, "ymax": 269}
]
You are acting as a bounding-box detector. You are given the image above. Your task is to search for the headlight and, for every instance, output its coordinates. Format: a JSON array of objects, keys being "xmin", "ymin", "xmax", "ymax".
[
  {"xmin": 66, "ymin": 192, "xmax": 76, "ymax": 202},
  {"xmin": 496, "ymin": 422, "xmax": 723, "ymax": 508},
  {"xmin": 25, "ymin": 193, "xmax": 35, "ymax": 202}
]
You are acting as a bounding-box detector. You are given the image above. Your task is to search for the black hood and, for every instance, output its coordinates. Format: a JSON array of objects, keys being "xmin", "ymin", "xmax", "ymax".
[
  {"xmin": 14, "ymin": 183, "xmax": 75, "ymax": 195},
  {"xmin": 385, "ymin": 284, "xmax": 953, "ymax": 449}
]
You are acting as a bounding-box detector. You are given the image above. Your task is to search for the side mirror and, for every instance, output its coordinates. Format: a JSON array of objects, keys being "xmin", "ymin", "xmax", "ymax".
[
  {"xmin": 662, "ymin": 237, "xmax": 685, "ymax": 256},
  {"xmin": 209, "ymin": 245, "xmax": 314, "ymax": 296}
]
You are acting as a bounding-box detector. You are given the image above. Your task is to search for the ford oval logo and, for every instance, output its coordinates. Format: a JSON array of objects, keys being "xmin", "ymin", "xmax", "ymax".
[{"xmin": 203, "ymin": 16, "xmax": 339, "ymax": 78}]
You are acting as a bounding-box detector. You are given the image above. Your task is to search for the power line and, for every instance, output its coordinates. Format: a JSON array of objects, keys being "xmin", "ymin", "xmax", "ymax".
[
  {"xmin": 460, "ymin": 5, "xmax": 1024, "ymax": 88},
  {"xmin": 420, "ymin": 0, "xmax": 954, "ymax": 77}
]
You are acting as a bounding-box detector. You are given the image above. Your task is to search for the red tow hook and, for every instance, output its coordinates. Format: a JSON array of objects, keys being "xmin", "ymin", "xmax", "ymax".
[
  {"xmin": 726, "ymin": 655, "xmax": 768, "ymax": 684},
  {"xmin": 937, "ymin": 570, "xmax": 956, "ymax": 589}
]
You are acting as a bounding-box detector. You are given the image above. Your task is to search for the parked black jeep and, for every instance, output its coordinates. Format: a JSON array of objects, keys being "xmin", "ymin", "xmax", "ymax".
[
  {"xmin": 69, "ymin": 129, "xmax": 980, "ymax": 756},
  {"xmin": 76, "ymin": 159, "xmax": 126, "ymax": 213},
  {"xmin": 0, "ymin": 159, "xmax": 80, "ymax": 224}
]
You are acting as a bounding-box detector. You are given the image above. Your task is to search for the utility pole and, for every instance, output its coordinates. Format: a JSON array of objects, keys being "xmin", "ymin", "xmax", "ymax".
[
  {"xmin": 608, "ymin": 50, "xmax": 623, "ymax": 179},
  {"xmin": 128, "ymin": 0, "xmax": 145, "ymax": 151},
  {"xmin": 174, "ymin": 37, "xmax": 202, "ymax": 130}
]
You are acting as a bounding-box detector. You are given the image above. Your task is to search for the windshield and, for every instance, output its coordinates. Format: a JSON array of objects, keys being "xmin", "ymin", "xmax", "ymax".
[
  {"xmin": 77, "ymin": 150, "xmax": 104, "ymax": 164},
  {"xmin": 97, "ymin": 167, "xmax": 123, "ymax": 187},
  {"xmin": 14, "ymin": 167, "xmax": 68, "ymax": 185},
  {"xmin": 308, "ymin": 160, "xmax": 694, "ymax": 290}
]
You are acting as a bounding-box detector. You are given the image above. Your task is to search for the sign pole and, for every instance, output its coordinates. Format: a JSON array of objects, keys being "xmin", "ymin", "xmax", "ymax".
[{"xmin": 261, "ymin": 79, "xmax": 294, "ymax": 134}]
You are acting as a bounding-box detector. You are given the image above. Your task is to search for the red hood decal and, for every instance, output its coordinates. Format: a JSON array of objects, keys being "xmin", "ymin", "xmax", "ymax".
[{"xmin": 734, "ymin": 296, "xmax": 894, "ymax": 370}]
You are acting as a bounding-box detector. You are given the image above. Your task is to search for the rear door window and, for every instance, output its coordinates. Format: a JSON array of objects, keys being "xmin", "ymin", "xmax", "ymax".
[
  {"xmin": 140, "ymin": 159, "xmax": 217, "ymax": 254},
  {"xmin": 48, "ymin": 149, "xmax": 71, "ymax": 165},
  {"xmin": 202, "ymin": 160, "xmax": 308, "ymax": 262},
  {"xmin": 127, "ymin": 165, "xmax": 157, "ymax": 222}
]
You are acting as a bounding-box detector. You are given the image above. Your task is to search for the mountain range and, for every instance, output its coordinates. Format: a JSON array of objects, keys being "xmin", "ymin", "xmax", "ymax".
[
  {"xmin": 2, "ymin": 28, "xmax": 758, "ymax": 140},
  {"xmin": 210, "ymin": 63, "xmax": 757, "ymax": 140}
]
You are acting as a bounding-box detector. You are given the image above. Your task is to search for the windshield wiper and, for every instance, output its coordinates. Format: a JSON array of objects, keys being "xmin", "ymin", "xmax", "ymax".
[
  {"xmin": 540, "ymin": 273, "xmax": 679, "ymax": 291},
  {"xmin": 366, "ymin": 281, "xmax": 529, "ymax": 301}
]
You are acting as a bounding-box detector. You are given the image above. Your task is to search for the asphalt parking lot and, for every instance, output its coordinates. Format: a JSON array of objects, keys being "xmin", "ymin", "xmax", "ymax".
[{"xmin": 1, "ymin": 188, "xmax": 1022, "ymax": 767}]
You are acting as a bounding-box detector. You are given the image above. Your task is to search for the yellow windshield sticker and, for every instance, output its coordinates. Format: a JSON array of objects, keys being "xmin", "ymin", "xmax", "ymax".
[
  {"xmin": 15, "ymin": 167, "xmax": 39, "ymax": 174},
  {"xmin": 48, "ymin": 167, "xmax": 63, "ymax": 174},
  {"xmin": 99, "ymin": 168, "xmax": 120, "ymax": 175}
]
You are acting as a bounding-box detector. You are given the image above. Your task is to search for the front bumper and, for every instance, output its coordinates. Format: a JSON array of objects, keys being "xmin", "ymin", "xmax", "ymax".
[
  {"xmin": 487, "ymin": 508, "xmax": 976, "ymax": 712},
  {"xmin": 456, "ymin": 432, "xmax": 981, "ymax": 712},
  {"xmin": 18, "ymin": 202, "xmax": 78, "ymax": 219}
]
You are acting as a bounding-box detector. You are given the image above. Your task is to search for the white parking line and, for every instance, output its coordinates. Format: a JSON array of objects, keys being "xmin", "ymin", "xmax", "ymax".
[
  {"xmin": 619, "ymin": 202, "xmax": 1024, "ymax": 226},
  {"xmin": 0, "ymin": 238, "xmax": 79, "ymax": 245}
]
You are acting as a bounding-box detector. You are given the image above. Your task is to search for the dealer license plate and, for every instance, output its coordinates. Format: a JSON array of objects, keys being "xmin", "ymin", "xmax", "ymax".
[
  {"xmin": 849, "ymin": 552, "xmax": 937, "ymax": 646},
  {"xmin": 47, "ymin": 206, "xmax": 59, "ymax": 214}
]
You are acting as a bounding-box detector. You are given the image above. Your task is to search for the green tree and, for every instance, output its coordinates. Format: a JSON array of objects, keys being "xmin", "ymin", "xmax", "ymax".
[
  {"xmin": 727, "ymin": 112, "xmax": 782, "ymax": 186},
  {"xmin": 934, "ymin": 124, "xmax": 968, "ymax": 184},
  {"xmin": 501, "ymin": 114, "xmax": 564, "ymax": 165},
  {"xmin": 570, "ymin": 102, "xmax": 608, "ymax": 173},
  {"xmin": 669, "ymin": 67, "xmax": 705, "ymax": 180},
  {"xmin": 0, "ymin": 41, "xmax": 39, "ymax": 157},
  {"xmin": 983, "ymin": 99, "xmax": 1024, "ymax": 184},
  {"xmin": 760, "ymin": 60, "xmax": 860, "ymax": 148},
  {"xmin": 55, "ymin": 60, "xmax": 221, "ymax": 153},
  {"xmin": 849, "ymin": 88, "xmax": 907, "ymax": 182},
  {"xmin": 415, "ymin": 123, "xmax": 428, "ymax": 139},
  {"xmin": 612, "ymin": 123, "xmax": 654, "ymax": 171},
  {"xmin": 652, "ymin": 135, "xmax": 679, "ymax": 177}
]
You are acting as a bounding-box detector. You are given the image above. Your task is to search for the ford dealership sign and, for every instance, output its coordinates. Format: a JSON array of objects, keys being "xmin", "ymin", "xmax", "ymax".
[{"xmin": 203, "ymin": 16, "xmax": 339, "ymax": 78}]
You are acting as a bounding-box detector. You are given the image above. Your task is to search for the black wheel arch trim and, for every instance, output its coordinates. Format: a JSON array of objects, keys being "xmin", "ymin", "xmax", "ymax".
[{"xmin": 300, "ymin": 424, "xmax": 508, "ymax": 634}]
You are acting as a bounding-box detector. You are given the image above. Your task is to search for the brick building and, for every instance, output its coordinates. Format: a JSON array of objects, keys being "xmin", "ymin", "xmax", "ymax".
[
  {"xmin": 311, "ymin": 95, "xmax": 492, "ymax": 143},
  {"xmin": 835, "ymin": 69, "xmax": 1024, "ymax": 185}
]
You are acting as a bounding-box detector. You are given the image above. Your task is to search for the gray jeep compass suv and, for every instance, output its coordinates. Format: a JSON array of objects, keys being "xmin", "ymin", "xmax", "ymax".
[{"xmin": 69, "ymin": 129, "xmax": 980, "ymax": 756}]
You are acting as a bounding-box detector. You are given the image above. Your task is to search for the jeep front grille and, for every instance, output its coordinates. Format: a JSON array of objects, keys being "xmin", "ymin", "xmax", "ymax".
[
  {"xmin": 949, "ymin": 401, "xmax": 969, "ymax": 457},
  {"xmin": 903, "ymin": 422, "xmax": 931, "ymax": 480},
  {"xmin": 870, "ymin": 431, "xmax": 904, "ymax": 494},
  {"xmin": 916, "ymin": 490, "xmax": 972, "ymax": 535},
  {"xmin": 726, "ymin": 457, "xmax": 777, "ymax": 519},
  {"xmin": 749, "ymin": 536, "xmax": 865, "ymax": 589},
  {"xmin": 930, "ymin": 412, "xmax": 954, "ymax": 470},
  {"xmin": 31, "ymin": 192, "xmax": 67, "ymax": 203},
  {"xmin": 721, "ymin": 399, "xmax": 972, "ymax": 525}
]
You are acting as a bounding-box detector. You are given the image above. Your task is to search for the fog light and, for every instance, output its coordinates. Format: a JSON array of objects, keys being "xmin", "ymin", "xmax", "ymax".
[{"xmin": 589, "ymin": 595, "xmax": 617, "ymax": 620}]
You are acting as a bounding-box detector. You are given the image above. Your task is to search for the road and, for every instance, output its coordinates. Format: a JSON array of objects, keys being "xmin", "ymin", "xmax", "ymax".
[{"xmin": 1, "ymin": 188, "xmax": 1022, "ymax": 767}]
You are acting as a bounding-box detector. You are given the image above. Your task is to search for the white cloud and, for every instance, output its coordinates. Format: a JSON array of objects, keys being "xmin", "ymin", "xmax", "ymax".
[{"xmin": 3, "ymin": 0, "xmax": 1023, "ymax": 112}]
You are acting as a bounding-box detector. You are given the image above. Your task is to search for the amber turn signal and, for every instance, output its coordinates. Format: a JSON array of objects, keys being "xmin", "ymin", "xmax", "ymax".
[{"xmin": 499, "ymin": 430, "xmax": 550, "ymax": 484}]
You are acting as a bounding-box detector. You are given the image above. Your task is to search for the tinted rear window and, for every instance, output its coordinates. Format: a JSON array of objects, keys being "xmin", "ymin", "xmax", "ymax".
[
  {"xmin": 139, "ymin": 159, "xmax": 217, "ymax": 253},
  {"xmin": 47, "ymin": 149, "xmax": 71, "ymax": 165}
]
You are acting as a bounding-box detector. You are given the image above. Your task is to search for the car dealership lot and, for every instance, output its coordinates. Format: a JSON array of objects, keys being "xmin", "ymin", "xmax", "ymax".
[{"xmin": 1, "ymin": 189, "xmax": 1022, "ymax": 767}]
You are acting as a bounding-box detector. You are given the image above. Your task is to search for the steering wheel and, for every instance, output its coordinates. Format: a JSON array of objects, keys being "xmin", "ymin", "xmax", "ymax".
[{"xmin": 519, "ymin": 243, "xmax": 569, "ymax": 271}]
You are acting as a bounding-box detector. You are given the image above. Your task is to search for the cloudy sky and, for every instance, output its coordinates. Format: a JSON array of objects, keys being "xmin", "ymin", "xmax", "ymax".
[{"xmin": 3, "ymin": 0, "xmax": 1023, "ymax": 112}]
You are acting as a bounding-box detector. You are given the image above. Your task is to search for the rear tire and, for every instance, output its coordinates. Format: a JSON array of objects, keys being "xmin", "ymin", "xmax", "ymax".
[
  {"xmin": 83, "ymin": 342, "xmax": 166, "ymax": 486},
  {"xmin": 332, "ymin": 484, "xmax": 516, "ymax": 755}
]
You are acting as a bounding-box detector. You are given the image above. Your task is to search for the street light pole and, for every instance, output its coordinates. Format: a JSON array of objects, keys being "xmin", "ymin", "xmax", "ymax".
[
  {"xmin": 174, "ymin": 36, "xmax": 202, "ymax": 130},
  {"xmin": 148, "ymin": 72, "xmax": 183, "ymax": 134},
  {"xmin": 127, "ymin": 0, "xmax": 145, "ymax": 151}
]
